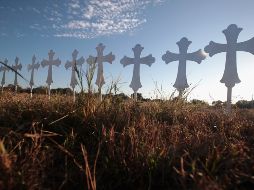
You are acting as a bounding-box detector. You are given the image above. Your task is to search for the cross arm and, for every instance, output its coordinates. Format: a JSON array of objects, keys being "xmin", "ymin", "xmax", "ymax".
[
  {"xmin": 120, "ymin": 56, "xmax": 134, "ymax": 67},
  {"xmin": 140, "ymin": 54, "xmax": 155, "ymax": 66},
  {"xmin": 103, "ymin": 52, "xmax": 115, "ymax": 64},
  {"xmin": 29, "ymin": 62, "xmax": 40, "ymax": 71},
  {"xmin": 41, "ymin": 59, "xmax": 48, "ymax": 67},
  {"xmin": 237, "ymin": 37, "xmax": 254, "ymax": 55},
  {"xmin": 65, "ymin": 61, "xmax": 72, "ymax": 70},
  {"xmin": 13, "ymin": 64, "xmax": 22, "ymax": 71},
  {"xmin": 87, "ymin": 56, "xmax": 97, "ymax": 65},
  {"xmin": 76, "ymin": 57, "xmax": 85, "ymax": 66},
  {"xmin": 204, "ymin": 41, "xmax": 227, "ymax": 57},
  {"xmin": 53, "ymin": 59, "xmax": 61, "ymax": 67},
  {"xmin": 0, "ymin": 65, "xmax": 9, "ymax": 72},
  {"xmin": 34, "ymin": 63, "xmax": 40, "ymax": 70},
  {"xmin": 162, "ymin": 51, "xmax": 180, "ymax": 64},
  {"xmin": 187, "ymin": 49, "xmax": 206, "ymax": 64}
]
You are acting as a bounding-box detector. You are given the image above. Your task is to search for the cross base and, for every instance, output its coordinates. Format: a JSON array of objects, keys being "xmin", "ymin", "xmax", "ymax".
[{"xmin": 226, "ymin": 87, "xmax": 232, "ymax": 114}]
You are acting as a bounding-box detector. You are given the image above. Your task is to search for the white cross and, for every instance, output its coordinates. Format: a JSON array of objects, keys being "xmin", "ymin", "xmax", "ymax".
[
  {"xmin": 65, "ymin": 49, "xmax": 85, "ymax": 102},
  {"xmin": 120, "ymin": 44, "xmax": 155, "ymax": 100},
  {"xmin": 205, "ymin": 24, "xmax": 254, "ymax": 113},
  {"xmin": 12, "ymin": 57, "xmax": 22, "ymax": 93},
  {"xmin": 65, "ymin": 49, "xmax": 85, "ymax": 89},
  {"xmin": 162, "ymin": 37, "xmax": 206, "ymax": 95},
  {"xmin": 41, "ymin": 50, "xmax": 61, "ymax": 86},
  {"xmin": 28, "ymin": 55, "xmax": 40, "ymax": 97},
  {"xmin": 87, "ymin": 43, "xmax": 115, "ymax": 88},
  {"xmin": 0, "ymin": 58, "xmax": 9, "ymax": 92},
  {"xmin": 87, "ymin": 43, "xmax": 115, "ymax": 101},
  {"xmin": 0, "ymin": 58, "xmax": 9, "ymax": 86},
  {"xmin": 28, "ymin": 55, "xmax": 40, "ymax": 88},
  {"xmin": 41, "ymin": 50, "xmax": 61, "ymax": 99}
]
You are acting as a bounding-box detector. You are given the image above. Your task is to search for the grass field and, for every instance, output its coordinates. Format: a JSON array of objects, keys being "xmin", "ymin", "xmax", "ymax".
[{"xmin": 0, "ymin": 92, "xmax": 254, "ymax": 190}]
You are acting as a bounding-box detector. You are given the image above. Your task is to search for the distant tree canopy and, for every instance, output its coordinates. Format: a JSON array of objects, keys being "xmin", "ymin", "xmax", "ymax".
[
  {"xmin": 103, "ymin": 92, "xmax": 130, "ymax": 100},
  {"xmin": 3, "ymin": 85, "xmax": 254, "ymax": 108},
  {"xmin": 115, "ymin": 93, "xmax": 129, "ymax": 100},
  {"xmin": 4, "ymin": 85, "xmax": 72, "ymax": 95},
  {"xmin": 212, "ymin": 100, "xmax": 225, "ymax": 107},
  {"xmin": 235, "ymin": 100, "xmax": 254, "ymax": 109},
  {"xmin": 190, "ymin": 99, "xmax": 209, "ymax": 106}
]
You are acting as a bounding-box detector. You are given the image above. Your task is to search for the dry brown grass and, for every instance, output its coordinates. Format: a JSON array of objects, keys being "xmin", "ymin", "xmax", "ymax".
[{"xmin": 0, "ymin": 92, "xmax": 254, "ymax": 190}]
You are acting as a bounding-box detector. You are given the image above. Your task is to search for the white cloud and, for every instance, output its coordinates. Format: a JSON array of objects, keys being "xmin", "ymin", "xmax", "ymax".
[
  {"xmin": 54, "ymin": 32, "xmax": 94, "ymax": 39},
  {"xmin": 69, "ymin": 0, "xmax": 81, "ymax": 8},
  {"xmin": 84, "ymin": 5, "xmax": 94, "ymax": 19},
  {"xmin": 70, "ymin": 3, "xmax": 80, "ymax": 9},
  {"xmin": 29, "ymin": 23, "xmax": 41, "ymax": 30},
  {"xmin": 0, "ymin": 0, "xmax": 165, "ymax": 38},
  {"xmin": 24, "ymin": 0, "xmax": 167, "ymax": 39},
  {"xmin": 66, "ymin": 20, "xmax": 91, "ymax": 29}
]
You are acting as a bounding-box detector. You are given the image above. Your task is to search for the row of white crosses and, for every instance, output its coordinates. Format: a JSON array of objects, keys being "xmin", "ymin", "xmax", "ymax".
[
  {"xmin": 0, "ymin": 56, "xmax": 39, "ymax": 95},
  {"xmin": 40, "ymin": 45, "xmax": 115, "ymax": 101},
  {"xmin": 121, "ymin": 24, "xmax": 254, "ymax": 113},
  {"xmin": 0, "ymin": 44, "xmax": 114, "ymax": 101},
  {"xmin": 0, "ymin": 57, "xmax": 22, "ymax": 94},
  {"xmin": 1, "ymin": 24, "xmax": 254, "ymax": 113}
]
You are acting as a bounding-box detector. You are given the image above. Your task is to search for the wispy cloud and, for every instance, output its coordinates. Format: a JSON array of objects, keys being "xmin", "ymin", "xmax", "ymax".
[
  {"xmin": 0, "ymin": 0, "xmax": 167, "ymax": 39},
  {"xmin": 31, "ymin": 7, "xmax": 41, "ymax": 14},
  {"xmin": 54, "ymin": 0, "xmax": 165, "ymax": 38}
]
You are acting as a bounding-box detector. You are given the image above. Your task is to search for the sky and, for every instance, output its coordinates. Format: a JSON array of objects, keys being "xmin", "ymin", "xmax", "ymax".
[{"xmin": 1, "ymin": 0, "xmax": 254, "ymax": 103}]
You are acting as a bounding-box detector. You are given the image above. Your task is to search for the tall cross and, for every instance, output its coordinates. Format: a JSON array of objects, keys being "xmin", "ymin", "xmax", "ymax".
[
  {"xmin": 204, "ymin": 24, "xmax": 254, "ymax": 113},
  {"xmin": 87, "ymin": 43, "xmax": 115, "ymax": 101},
  {"xmin": 0, "ymin": 58, "xmax": 9, "ymax": 92},
  {"xmin": 120, "ymin": 44, "xmax": 155, "ymax": 100},
  {"xmin": 65, "ymin": 49, "xmax": 85, "ymax": 89},
  {"xmin": 162, "ymin": 37, "xmax": 206, "ymax": 96},
  {"xmin": 12, "ymin": 57, "xmax": 22, "ymax": 93},
  {"xmin": 28, "ymin": 55, "xmax": 40, "ymax": 97},
  {"xmin": 41, "ymin": 50, "xmax": 61, "ymax": 99},
  {"xmin": 65, "ymin": 49, "xmax": 85, "ymax": 101}
]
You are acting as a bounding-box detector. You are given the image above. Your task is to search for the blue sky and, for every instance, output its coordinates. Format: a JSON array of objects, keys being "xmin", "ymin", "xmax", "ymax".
[{"xmin": 1, "ymin": 0, "xmax": 254, "ymax": 102}]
